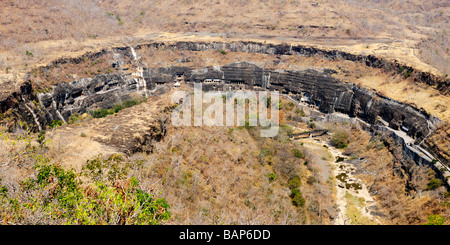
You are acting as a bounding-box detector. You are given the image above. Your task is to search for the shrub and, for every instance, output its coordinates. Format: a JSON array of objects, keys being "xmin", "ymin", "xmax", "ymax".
[
  {"xmin": 427, "ymin": 178, "xmax": 444, "ymax": 190},
  {"xmin": 307, "ymin": 176, "xmax": 317, "ymax": 185},
  {"xmin": 292, "ymin": 193, "xmax": 305, "ymax": 207},
  {"xmin": 287, "ymin": 175, "xmax": 304, "ymax": 207},
  {"xmin": 89, "ymin": 99, "xmax": 143, "ymax": 118},
  {"xmin": 291, "ymin": 148, "xmax": 303, "ymax": 158},
  {"xmin": 281, "ymin": 125, "xmax": 294, "ymax": 137},
  {"xmin": 113, "ymin": 104, "xmax": 124, "ymax": 113},
  {"xmin": 308, "ymin": 122, "xmax": 316, "ymax": 129},
  {"xmin": 37, "ymin": 130, "xmax": 46, "ymax": 145},
  {"xmin": 123, "ymin": 99, "xmax": 139, "ymax": 108},
  {"xmin": 2, "ymin": 155, "xmax": 171, "ymax": 225},
  {"xmin": 403, "ymin": 69, "xmax": 413, "ymax": 78},
  {"xmin": 287, "ymin": 176, "xmax": 301, "ymax": 189},
  {"xmin": 49, "ymin": 119, "xmax": 63, "ymax": 128},
  {"xmin": 336, "ymin": 156, "xmax": 345, "ymax": 163},
  {"xmin": 220, "ymin": 49, "xmax": 227, "ymax": 55},
  {"xmin": 290, "ymin": 187, "xmax": 305, "ymax": 207},
  {"xmin": 81, "ymin": 154, "xmax": 129, "ymax": 183},
  {"xmin": 90, "ymin": 108, "xmax": 110, "ymax": 118},
  {"xmin": 423, "ymin": 214, "xmax": 445, "ymax": 225},
  {"xmin": 331, "ymin": 130, "xmax": 349, "ymax": 149},
  {"xmin": 277, "ymin": 100, "xmax": 283, "ymax": 110},
  {"xmin": 267, "ymin": 172, "xmax": 277, "ymax": 182},
  {"xmin": 295, "ymin": 108, "xmax": 305, "ymax": 116},
  {"xmin": 115, "ymin": 15, "xmax": 124, "ymax": 25},
  {"xmin": 287, "ymin": 101, "xmax": 295, "ymax": 109},
  {"xmin": 69, "ymin": 113, "xmax": 80, "ymax": 124}
]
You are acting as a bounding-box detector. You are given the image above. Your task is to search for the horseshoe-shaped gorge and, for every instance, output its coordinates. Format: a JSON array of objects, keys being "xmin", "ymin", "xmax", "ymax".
[{"xmin": 0, "ymin": 39, "xmax": 449, "ymax": 225}]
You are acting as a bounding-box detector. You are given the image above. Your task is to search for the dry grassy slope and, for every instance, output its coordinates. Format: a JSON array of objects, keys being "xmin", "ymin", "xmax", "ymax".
[
  {"xmin": 43, "ymin": 91, "xmax": 173, "ymax": 170},
  {"xmin": 22, "ymin": 94, "xmax": 338, "ymax": 224},
  {"xmin": 1, "ymin": 0, "xmax": 448, "ymax": 75},
  {"xmin": 148, "ymin": 125, "xmax": 307, "ymax": 224},
  {"xmin": 123, "ymin": 98, "xmax": 343, "ymax": 224},
  {"xmin": 67, "ymin": 96, "xmax": 450, "ymax": 224}
]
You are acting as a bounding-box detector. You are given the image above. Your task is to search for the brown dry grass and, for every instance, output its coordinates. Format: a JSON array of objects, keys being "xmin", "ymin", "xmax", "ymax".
[
  {"xmin": 0, "ymin": 0, "xmax": 448, "ymax": 80},
  {"xmin": 135, "ymin": 97, "xmax": 335, "ymax": 224},
  {"xmin": 142, "ymin": 125, "xmax": 301, "ymax": 224}
]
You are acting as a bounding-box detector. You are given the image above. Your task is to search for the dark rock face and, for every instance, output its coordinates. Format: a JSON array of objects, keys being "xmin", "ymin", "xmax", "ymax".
[
  {"xmin": 136, "ymin": 41, "xmax": 448, "ymax": 95},
  {"xmin": 35, "ymin": 72, "xmax": 155, "ymax": 125},
  {"xmin": 0, "ymin": 81, "xmax": 45, "ymax": 132},
  {"xmin": 12, "ymin": 61, "xmax": 432, "ymax": 146},
  {"xmin": 158, "ymin": 62, "xmax": 432, "ymax": 143}
]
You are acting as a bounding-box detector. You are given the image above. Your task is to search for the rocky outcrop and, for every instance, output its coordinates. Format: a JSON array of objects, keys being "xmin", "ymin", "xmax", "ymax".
[
  {"xmin": 36, "ymin": 72, "xmax": 154, "ymax": 125},
  {"xmin": 2, "ymin": 61, "xmax": 436, "ymax": 148},
  {"xmin": 136, "ymin": 41, "xmax": 449, "ymax": 95}
]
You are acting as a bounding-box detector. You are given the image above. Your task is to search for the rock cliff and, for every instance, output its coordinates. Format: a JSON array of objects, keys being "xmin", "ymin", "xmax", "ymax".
[{"xmin": 0, "ymin": 41, "xmax": 445, "ymax": 165}]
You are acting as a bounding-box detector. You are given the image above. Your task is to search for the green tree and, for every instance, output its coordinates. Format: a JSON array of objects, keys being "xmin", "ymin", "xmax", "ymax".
[
  {"xmin": 290, "ymin": 187, "xmax": 305, "ymax": 207},
  {"xmin": 331, "ymin": 130, "xmax": 349, "ymax": 149}
]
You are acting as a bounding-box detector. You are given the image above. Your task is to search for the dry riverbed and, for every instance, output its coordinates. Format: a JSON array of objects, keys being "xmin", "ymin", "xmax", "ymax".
[
  {"xmin": 297, "ymin": 135, "xmax": 383, "ymax": 225},
  {"xmin": 325, "ymin": 141, "xmax": 382, "ymax": 225}
]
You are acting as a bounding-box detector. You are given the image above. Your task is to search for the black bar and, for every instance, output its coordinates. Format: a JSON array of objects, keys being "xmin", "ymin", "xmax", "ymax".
[{"xmin": 0, "ymin": 225, "xmax": 446, "ymax": 243}]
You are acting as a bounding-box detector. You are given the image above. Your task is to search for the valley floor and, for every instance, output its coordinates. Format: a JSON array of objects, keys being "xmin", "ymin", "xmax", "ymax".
[{"xmin": 293, "ymin": 128, "xmax": 385, "ymax": 225}]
